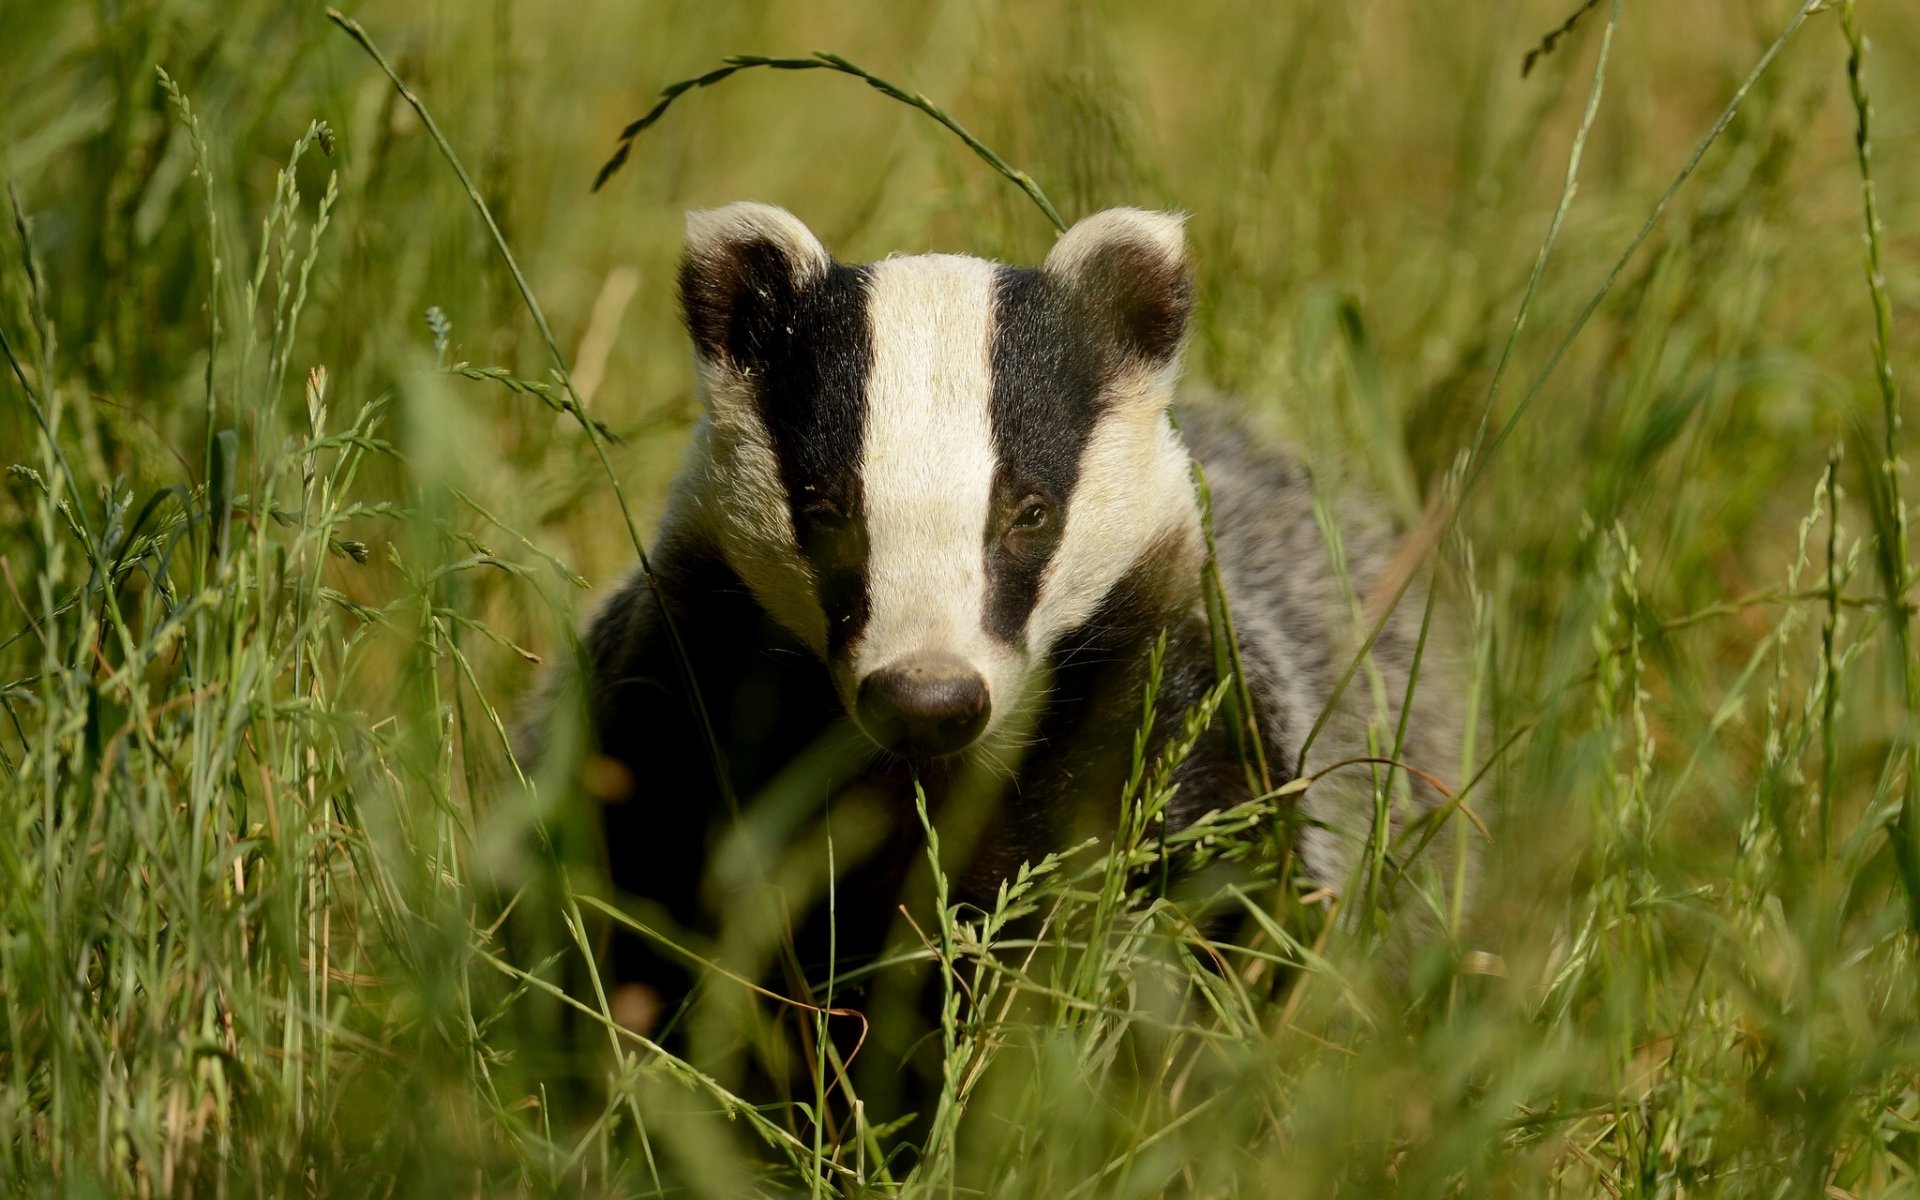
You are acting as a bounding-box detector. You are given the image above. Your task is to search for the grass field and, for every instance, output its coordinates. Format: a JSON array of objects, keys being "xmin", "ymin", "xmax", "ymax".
[{"xmin": 5, "ymin": 0, "xmax": 1920, "ymax": 1194}]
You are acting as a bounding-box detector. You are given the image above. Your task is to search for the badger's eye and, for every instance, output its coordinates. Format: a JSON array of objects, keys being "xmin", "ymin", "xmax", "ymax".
[
  {"xmin": 802, "ymin": 500, "xmax": 850, "ymax": 530},
  {"xmin": 799, "ymin": 501, "xmax": 865, "ymax": 562},
  {"xmin": 1008, "ymin": 497, "xmax": 1052, "ymax": 535}
]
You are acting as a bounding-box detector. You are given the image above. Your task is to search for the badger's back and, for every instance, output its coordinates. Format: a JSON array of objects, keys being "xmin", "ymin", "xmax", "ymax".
[{"xmin": 1181, "ymin": 405, "xmax": 1468, "ymax": 914}]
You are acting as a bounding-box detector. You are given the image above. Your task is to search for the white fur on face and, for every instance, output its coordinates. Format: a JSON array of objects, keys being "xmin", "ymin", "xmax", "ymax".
[
  {"xmin": 848, "ymin": 255, "xmax": 1023, "ymax": 715},
  {"xmin": 1025, "ymin": 207, "xmax": 1201, "ymax": 662},
  {"xmin": 1029, "ymin": 393, "xmax": 1201, "ymax": 651},
  {"xmin": 692, "ymin": 381, "xmax": 829, "ymax": 657}
]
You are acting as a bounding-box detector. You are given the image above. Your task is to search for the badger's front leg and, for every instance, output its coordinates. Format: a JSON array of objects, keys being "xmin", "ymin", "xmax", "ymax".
[{"xmin": 574, "ymin": 532, "xmax": 844, "ymax": 1017}]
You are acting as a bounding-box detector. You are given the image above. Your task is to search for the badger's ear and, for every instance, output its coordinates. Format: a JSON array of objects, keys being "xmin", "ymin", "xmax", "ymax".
[
  {"xmin": 679, "ymin": 202, "xmax": 832, "ymax": 368},
  {"xmin": 1042, "ymin": 208, "xmax": 1192, "ymax": 366}
]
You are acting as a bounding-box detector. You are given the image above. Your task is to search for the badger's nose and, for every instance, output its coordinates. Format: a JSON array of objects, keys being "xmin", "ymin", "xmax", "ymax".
[{"xmin": 856, "ymin": 655, "xmax": 991, "ymax": 757}]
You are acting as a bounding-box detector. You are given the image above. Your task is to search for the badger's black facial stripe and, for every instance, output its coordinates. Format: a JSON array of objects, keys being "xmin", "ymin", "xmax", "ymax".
[
  {"xmin": 735, "ymin": 261, "xmax": 877, "ymax": 656},
  {"xmin": 983, "ymin": 267, "xmax": 1107, "ymax": 645}
]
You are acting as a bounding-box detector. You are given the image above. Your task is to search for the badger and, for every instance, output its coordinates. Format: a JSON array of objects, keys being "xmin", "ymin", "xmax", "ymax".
[{"xmin": 564, "ymin": 202, "xmax": 1464, "ymax": 1009}]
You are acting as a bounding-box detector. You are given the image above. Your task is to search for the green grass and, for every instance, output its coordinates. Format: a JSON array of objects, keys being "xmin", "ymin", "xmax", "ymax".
[{"xmin": 5, "ymin": 0, "xmax": 1920, "ymax": 1194}]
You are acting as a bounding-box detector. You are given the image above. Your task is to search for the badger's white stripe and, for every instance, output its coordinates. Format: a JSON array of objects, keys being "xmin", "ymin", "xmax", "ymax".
[
  {"xmin": 690, "ymin": 388, "xmax": 829, "ymax": 656},
  {"xmin": 852, "ymin": 255, "xmax": 1018, "ymax": 706},
  {"xmin": 1030, "ymin": 397, "xmax": 1202, "ymax": 644}
]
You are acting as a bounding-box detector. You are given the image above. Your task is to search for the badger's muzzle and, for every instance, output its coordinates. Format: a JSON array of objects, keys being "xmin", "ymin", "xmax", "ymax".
[{"xmin": 856, "ymin": 654, "xmax": 991, "ymax": 758}]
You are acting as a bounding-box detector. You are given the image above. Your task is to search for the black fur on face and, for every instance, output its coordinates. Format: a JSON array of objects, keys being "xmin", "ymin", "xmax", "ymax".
[
  {"xmin": 980, "ymin": 223, "xmax": 1194, "ymax": 648},
  {"xmin": 982, "ymin": 267, "xmax": 1106, "ymax": 646}
]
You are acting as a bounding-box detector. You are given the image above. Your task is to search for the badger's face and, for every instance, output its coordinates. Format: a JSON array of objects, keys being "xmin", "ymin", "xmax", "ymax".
[{"xmin": 679, "ymin": 203, "xmax": 1201, "ymax": 759}]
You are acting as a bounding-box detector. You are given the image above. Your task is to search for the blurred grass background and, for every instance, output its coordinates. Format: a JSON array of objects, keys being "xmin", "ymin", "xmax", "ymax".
[{"xmin": 4, "ymin": 0, "xmax": 1920, "ymax": 1195}]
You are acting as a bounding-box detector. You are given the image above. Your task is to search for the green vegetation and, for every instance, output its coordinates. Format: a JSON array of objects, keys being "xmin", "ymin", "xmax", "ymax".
[{"xmin": 4, "ymin": 1, "xmax": 1919, "ymax": 1194}]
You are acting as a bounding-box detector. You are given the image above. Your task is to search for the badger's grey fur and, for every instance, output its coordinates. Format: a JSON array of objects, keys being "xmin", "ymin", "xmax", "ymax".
[{"xmin": 567, "ymin": 203, "xmax": 1463, "ymax": 994}]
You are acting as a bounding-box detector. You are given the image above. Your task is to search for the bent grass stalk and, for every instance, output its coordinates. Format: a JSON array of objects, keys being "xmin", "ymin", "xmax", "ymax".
[{"xmin": 592, "ymin": 52, "xmax": 1067, "ymax": 233}]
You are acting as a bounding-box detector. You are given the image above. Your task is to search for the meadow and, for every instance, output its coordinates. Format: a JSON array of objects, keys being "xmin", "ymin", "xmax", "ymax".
[{"xmin": 3, "ymin": 0, "xmax": 1920, "ymax": 1194}]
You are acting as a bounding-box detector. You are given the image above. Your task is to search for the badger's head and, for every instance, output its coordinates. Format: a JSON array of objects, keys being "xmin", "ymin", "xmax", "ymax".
[{"xmin": 680, "ymin": 202, "xmax": 1201, "ymax": 760}]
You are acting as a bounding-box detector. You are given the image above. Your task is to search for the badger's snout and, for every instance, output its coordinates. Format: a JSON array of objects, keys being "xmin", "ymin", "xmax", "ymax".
[{"xmin": 855, "ymin": 654, "xmax": 991, "ymax": 758}]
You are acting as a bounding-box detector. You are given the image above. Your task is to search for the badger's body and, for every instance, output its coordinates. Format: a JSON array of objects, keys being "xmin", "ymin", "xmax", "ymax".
[{"xmin": 572, "ymin": 203, "xmax": 1461, "ymax": 1002}]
